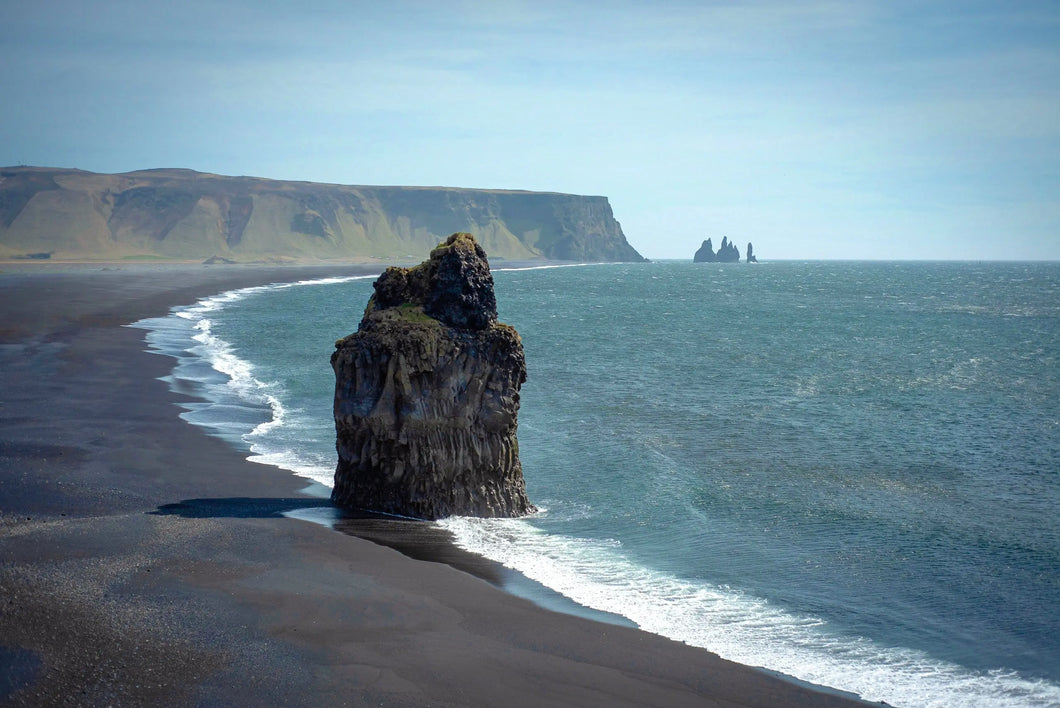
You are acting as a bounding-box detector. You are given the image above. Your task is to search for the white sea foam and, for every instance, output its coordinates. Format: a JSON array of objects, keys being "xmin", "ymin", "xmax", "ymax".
[
  {"xmin": 438, "ymin": 515, "xmax": 1060, "ymax": 708},
  {"xmin": 129, "ymin": 274, "xmax": 374, "ymax": 486}
]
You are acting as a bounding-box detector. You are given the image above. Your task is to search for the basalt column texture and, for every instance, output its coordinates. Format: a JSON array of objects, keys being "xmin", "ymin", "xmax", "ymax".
[{"xmin": 331, "ymin": 233, "xmax": 535, "ymax": 519}]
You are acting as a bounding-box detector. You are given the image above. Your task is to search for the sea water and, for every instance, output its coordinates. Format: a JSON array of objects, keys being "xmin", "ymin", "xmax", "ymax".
[{"xmin": 132, "ymin": 261, "xmax": 1060, "ymax": 707}]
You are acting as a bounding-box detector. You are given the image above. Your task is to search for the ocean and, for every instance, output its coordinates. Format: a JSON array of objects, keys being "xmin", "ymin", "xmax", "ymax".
[{"xmin": 133, "ymin": 261, "xmax": 1060, "ymax": 708}]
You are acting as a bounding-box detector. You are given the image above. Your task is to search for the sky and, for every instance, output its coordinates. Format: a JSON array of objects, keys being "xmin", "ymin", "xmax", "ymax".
[{"xmin": 1, "ymin": 0, "xmax": 1058, "ymax": 260}]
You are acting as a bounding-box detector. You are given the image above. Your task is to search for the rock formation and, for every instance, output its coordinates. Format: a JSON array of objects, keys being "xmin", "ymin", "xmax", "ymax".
[
  {"xmin": 694, "ymin": 236, "xmax": 750, "ymax": 263},
  {"xmin": 693, "ymin": 238, "xmax": 716, "ymax": 262},
  {"xmin": 717, "ymin": 236, "xmax": 740, "ymax": 262},
  {"xmin": 331, "ymin": 232, "xmax": 535, "ymax": 520},
  {"xmin": 746, "ymin": 242, "xmax": 757, "ymax": 263}
]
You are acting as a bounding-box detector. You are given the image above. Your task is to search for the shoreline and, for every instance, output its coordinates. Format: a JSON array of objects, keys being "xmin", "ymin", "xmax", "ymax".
[
  {"xmin": 128, "ymin": 265, "xmax": 640, "ymax": 630},
  {"xmin": 0, "ymin": 263, "xmax": 875, "ymax": 706}
]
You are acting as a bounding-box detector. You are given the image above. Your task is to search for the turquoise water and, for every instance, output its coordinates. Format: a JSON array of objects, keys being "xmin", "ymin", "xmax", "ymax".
[{"xmin": 134, "ymin": 261, "xmax": 1060, "ymax": 707}]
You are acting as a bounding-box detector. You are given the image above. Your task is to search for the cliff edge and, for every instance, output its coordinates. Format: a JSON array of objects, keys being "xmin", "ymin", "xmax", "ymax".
[
  {"xmin": 0, "ymin": 166, "xmax": 645, "ymax": 263},
  {"xmin": 331, "ymin": 233, "xmax": 534, "ymax": 519}
]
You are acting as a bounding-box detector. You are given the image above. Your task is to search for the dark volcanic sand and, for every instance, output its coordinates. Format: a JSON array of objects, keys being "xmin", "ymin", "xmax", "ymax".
[{"xmin": 0, "ymin": 263, "xmax": 875, "ymax": 707}]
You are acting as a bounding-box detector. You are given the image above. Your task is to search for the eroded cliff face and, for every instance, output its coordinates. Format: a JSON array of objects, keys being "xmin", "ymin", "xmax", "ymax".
[
  {"xmin": 331, "ymin": 233, "xmax": 534, "ymax": 519},
  {"xmin": 0, "ymin": 167, "xmax": 646, "ymax": 263}
]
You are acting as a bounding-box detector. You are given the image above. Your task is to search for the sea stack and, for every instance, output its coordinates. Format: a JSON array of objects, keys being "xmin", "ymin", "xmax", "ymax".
[
  {"xmin": 694, "ymin": 237, "xmax": 741, "ymax": 263},
  {"xmin": 716, "ymin": 236, "xmax": 740, "ymax": 262},
  {"xmin": 331, "ymin": 233, "xmax": 534, "ymax": 520},
  {"xmin": 693, "ymin": 238, "xmax": 716, "ymax": 262}
]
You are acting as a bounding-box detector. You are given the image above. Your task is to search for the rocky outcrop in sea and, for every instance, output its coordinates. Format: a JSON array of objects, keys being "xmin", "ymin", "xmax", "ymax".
[
  {"xmin": 693, "ymin": 238, "xmax": 716, "ymax": 262},
  {"xmin": 331, "ymin": 233, "xmax": 535, "ymax": 520},
  {"xmin": 693, "ymin": 236, "xmax": 742, "ymax": 263}
]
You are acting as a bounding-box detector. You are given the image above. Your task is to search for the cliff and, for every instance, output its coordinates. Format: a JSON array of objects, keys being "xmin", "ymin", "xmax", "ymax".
[
  {"xmin": 331, "ymin": 233, "xmax": 534, "ymax": 520},
  {"xmin": 0, "ymin": 166, "xmax": 645, "ymax": 263}
]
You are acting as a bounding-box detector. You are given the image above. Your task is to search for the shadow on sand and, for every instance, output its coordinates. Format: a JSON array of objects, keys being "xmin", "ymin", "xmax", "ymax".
[
  {"xmin": 151, "ymin": 496, "xmax": 636, "ymax": 628},
  {"xmin": 151, "ymin": 497, "xmax": 507, "ymax": 585}
]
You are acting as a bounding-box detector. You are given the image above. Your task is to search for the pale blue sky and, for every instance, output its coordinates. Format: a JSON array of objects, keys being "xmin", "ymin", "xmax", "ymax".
[{"xmin": 2, "ymin": 1, "xmax": 1057, "ymax": 259}]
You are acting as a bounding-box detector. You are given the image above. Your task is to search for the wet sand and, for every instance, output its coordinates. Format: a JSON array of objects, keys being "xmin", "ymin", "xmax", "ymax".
[{"xmin": 0, "ymin": 263, "xmax": 875, "ymax": 707}]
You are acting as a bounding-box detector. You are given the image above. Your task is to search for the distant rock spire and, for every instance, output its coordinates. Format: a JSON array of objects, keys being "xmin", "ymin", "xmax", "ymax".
[
  {"xmin": 716, "ymin": 237, "xmax": 739, "ymax": 262},
  {"xmin": 693, "ymin": 237, "xmax": 756, "ymax": 263},
  {"xmin": 693, "ymin": 238, "xmax": 716, "ymax": 262}
]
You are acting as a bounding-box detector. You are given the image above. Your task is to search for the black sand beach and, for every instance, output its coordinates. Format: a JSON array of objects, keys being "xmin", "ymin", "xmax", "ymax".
[{"xmin": 0, "ymin": 263, "xmax": 874, "ymax": 707}]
